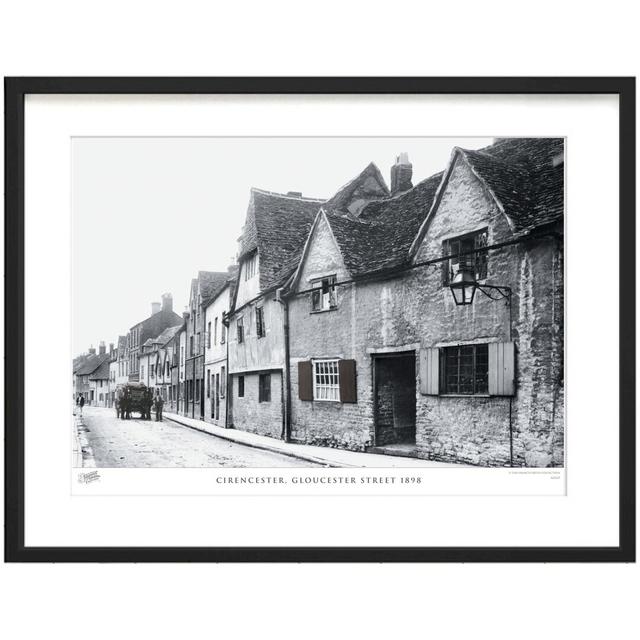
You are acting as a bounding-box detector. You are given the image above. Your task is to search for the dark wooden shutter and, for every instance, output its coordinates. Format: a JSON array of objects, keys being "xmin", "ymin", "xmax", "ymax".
[
  {"xmin": 298, "ymin": 361, "xmax": 313, "ymax": 401},
  {"xmin": 488, "ymin": 342, "xmax": 515, "ymax": 396},
  {"xmin": 338, "ymin": 359, "xmax": 357, "ymax": 403},
  {"xmin": 419, "ymin": 348, "xmax": 440, "ymax": 395}
]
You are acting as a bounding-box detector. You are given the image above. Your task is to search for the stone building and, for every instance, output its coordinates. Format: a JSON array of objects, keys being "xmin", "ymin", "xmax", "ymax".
[
  {"xmin": 113, "ymin": 335, "xmax": 128, "ymax": 386},
  {"xmin": 284, "ymin": 139, "xmax": 564, "ymax": 467},
  {"xmin": 73, "ymin": 343, "xmax": 110, "ymax": 402},
  {"xmin": 183, "ymin": 272, "xmax": 230, "ymax": 419},
  {"xmin": 126, "ymin": 294, "xmax": 182, "ymax": 381},
  {"xmin": 138, "ymin": 325, "xmax": 181, "ymax": 399},
  {"xmin": 202, "ymin": 267, "xmax": 237, "ymax": 428},
  {"xmin": 226, "ymin": 188, "xmax": 327, "ymax": 438},
  {"xmin": 175, "ymin": 322, "xmax": 187, "ymax": 414},
  {"xmin": 88, "ymin": 352, "xmax": 111, "ymax": 407}
]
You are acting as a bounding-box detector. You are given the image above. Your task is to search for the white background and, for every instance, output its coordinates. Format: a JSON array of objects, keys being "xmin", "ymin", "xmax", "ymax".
[{"xmin": 1, "ymin": 2, "xmax": 638, "ymax": 639}]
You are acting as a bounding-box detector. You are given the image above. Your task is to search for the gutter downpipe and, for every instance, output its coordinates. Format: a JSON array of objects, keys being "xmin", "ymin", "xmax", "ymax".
[
  {"xmin": 276, "ymin": 287, "xmax": 292, "ymax": 443},
  {"xmin": 224, "ymin": 314, "xmax": 230, "ymax": 428},
  {"xmin": 507, "ymin": 286, "xmax": 514, "ymax": 467}
]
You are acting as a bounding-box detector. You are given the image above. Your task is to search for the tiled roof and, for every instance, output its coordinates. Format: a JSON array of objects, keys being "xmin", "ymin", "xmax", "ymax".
[
  {"xmin": 459, "ymin": 137, "xmax": 564, "ymax": 233},
  {"xmin": 87, "ymin": 358, "xmax": 110, "ymax": 380},
  {"xmin": 323, "ymin": 162, "xmax": 389, "ymax": 217},
  {"xmin": 239, "ymin": 188, "xmax": 325, "ymax": 290},
  {"xmin": 252, "ymin": 138, "xmax": 564, "ymax": 286},
  {"xmin": 154, "ymin": 324, "xmax": 182, "ymax": 347},
  {"xmin": 73, "ymin": 353, "xmax": 91, "ymax": 374},
  {"xmin": 324, "ymin": 172, "xmax": 444, "ymax": 277},
  {"xmin": 198, "ymin": 271, "xmax": 229, "ymax": 302},
  {"xmin": 74, "ymin": 353, "xmax": 110, "ymax": 376},
  {"xmin": 201, "ymin": 268, "xmax": 238, "ymax": 307}
]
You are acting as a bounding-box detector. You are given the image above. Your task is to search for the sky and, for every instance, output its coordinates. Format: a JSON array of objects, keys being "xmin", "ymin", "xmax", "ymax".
[{"xmin": 72, "ymin": 136, "xmax": 493, "ymax": 354}]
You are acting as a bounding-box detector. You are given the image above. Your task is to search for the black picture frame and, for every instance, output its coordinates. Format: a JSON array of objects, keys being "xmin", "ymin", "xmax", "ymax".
[{"xmin": 4, "ymin": 77, "xmax": 635, "ymax": 563}]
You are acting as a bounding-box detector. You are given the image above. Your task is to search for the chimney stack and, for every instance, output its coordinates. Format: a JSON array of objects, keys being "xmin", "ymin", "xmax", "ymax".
[
  {"xmin": 109, "ymin": 342, "xmax": 114, "ymax": 352},
  {"xmin": 390, "ymin": 152, "xmax": 413, "ymax": 195},
  {"xmin": 161, "ymin": 293, "xmax": 173, "ymax": 313},
  {"xmin": 151, "ymin": 302, "xmax": 161, "ymax": 315},
  {"xmin": 98, "ymin": 341, "xmax": 106, "ymax": 355},
  {"xmin": 183, "ymin": 306, "xmax": 190, "ymax": 322},
  {"xmin": 88, "ymin": 345, "xmax": 96, "ymax": 355}
]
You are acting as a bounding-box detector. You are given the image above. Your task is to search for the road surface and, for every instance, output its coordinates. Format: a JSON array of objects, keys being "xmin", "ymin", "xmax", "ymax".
[{"xmin": 78, "ymin": 406, "xmax": 319, "ymax": 468}]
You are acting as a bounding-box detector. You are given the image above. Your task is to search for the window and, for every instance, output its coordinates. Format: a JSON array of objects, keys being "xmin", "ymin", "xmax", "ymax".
[
  {"xmin": 221, "ymin": 320, "xmax": 226, "ymax": 344},
  {"xmin": 221, "ymin": 366, "xmax": 226, "ymax": 397},
  {"xmin": 238, "ymin": 375, "xmax": 245, "ymax": 398},
  {"xmin": 207, "ymin": 321, "xmax": 211, "ymax": 348},
  {"xmin": 141, "ymin": 365, "xmax": 145, "ymax": 379},
  {"xmin": 189, "ymin": 336, "xmax": 194, "ymax": 356},
  {"xmin": 256, "ymin": 306, "xmax": 265, "ymax": 338},
  {"xmin": 197, "ymin": 332, "xmax": 201, "ymax": 353},
  {"xmin": 150, "ymin": 364, "xmax": 155, "ymax": 378},
  {"xmin": 440, "ymin": 343, "xmax": 489, "ymax": 395},
  {"xmin": 237, "ymin": 317, "xmax": 244, "ymax": 344},
  {"xmin": 195, "ymin": 378, "xmax": 200, "ymax": 402},
  {"xmin": 207, "ymin": 370, "xmax": 211, "ymax": 398},
  {"xmin": 214, "ymin": 317, "xmax": 218, "ymax": 345},
  {"xmin": 442, "ymin": 229, "xmax": 488, "ymax": 284},
  {"xmin": 313, "ymin": 359, "xmax": 340, "ymax": 401},
  {"xmin": 244, "ymin": 253, "xmax": 258, "ymax": 280},
  {"xmin": 180, "ymin": 346, "xmax": 184, "ymax": 365},
  {"xmin": 258, "ymin": 373, "xmax": 271, "ymax": 402},
  {"xmin": 311, "ymin": 276, "xmax": 338, "ymax": 311}
]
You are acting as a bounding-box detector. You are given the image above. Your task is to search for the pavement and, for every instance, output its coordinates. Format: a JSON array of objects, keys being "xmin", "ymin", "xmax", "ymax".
[
  {"xmin": 73, "ymin": 410, "xmax": 96, "ymax": 467},
  {"xmin": 164, "ymin": 411, "xmax": 457, "ymax": 468}
]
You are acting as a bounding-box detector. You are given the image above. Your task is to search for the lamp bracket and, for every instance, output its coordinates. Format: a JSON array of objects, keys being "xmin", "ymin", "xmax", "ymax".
[{"xmin": 476, "ymin": 284, "xmax": 512, "ymax": 301}]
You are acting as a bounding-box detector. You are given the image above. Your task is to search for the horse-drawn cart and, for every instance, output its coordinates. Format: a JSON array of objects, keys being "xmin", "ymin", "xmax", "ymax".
[{"xmin": 115, "ymin": 382, "xmax": 153, "ymax": 420}]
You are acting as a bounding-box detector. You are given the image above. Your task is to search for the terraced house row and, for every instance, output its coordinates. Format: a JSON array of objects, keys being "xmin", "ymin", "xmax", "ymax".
[{"xmin": 74, "ymin": 137, "xmax": 564, "ymax": 467}]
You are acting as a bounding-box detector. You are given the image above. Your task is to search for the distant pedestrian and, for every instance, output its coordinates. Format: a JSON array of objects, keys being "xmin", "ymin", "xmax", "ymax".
[
  {"xmin": 79, "ymin": 394, "xmax": 85, "ymax": 416},
  {"xmin": 154, "ymin": 393, "xmax": 164, "ymax": 422}
]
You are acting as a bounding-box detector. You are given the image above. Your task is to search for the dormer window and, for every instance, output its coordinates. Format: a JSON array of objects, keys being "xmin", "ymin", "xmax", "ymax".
[
  {"xmin": 311, "ymin": 275, "xmax": 338, "ymax": 312},
  {"xmin": 244, "ymin": 253, "xmax": 258, "ymax": 280}
]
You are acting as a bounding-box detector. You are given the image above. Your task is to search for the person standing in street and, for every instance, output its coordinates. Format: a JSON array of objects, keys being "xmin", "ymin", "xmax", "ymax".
[
  {"xmin": 154, "ymin": 392, "xmax": 164, "ymax": 422},
  {"xmin": 79, "ymin": 394, "xmax": 85, "ymax": 416}
]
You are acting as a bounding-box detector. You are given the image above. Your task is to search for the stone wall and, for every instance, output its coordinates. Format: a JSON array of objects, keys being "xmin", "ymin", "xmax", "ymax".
[
  {"xmin": 203, "ymin": 359, "xmax": 228, "ymax": 428},
  {"xmin": 288, "ymin": 156, "xmax": 564, "ymax": 467},
  {"xmin": 229, "ymin": 370, "xmax": 283, "ymax": 439}
]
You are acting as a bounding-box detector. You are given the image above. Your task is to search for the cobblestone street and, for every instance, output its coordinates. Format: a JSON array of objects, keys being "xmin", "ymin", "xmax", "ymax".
[{"xmin": 76, "ymin": 406, "xmax": 320, "ymax": 468}]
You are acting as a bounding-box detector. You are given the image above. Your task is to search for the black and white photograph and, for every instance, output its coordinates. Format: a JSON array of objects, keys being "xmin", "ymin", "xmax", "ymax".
[
  {"xmin": 72, "ymin": 136, "xmax": 564, "ymax": 471},
  {"xmin": 6, "ymin": 76, "xmax": 632, "ymax": 565},
  {"xmin": 2, "ymin": 4, "xmax": 638, "ymax": 639}
]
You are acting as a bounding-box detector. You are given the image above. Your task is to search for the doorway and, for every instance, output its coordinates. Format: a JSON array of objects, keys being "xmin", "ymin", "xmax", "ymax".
[{"xmin": 373, "ymin": 352, "xmax": 416, "ymax": 446}]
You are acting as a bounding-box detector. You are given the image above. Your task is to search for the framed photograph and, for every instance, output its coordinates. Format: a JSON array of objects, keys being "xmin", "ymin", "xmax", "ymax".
[{"xmin": 4, "ymin": 77, "xmax": 635, "ymax": 562}]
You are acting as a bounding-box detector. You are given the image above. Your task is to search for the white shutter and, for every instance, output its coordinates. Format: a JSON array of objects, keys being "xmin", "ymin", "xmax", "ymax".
[
  {"xmin": 488, "ymin": 342, "xmax": 515, "ymax": 396},
  {"xmin": 419, "ymin": 348, "xmax": 440, "ymax": 395}
]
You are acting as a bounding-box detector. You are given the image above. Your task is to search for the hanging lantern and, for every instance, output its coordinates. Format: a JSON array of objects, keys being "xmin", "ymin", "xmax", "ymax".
[{"xmin": 449, "ymin": 264, "xmax": 477, "ymax": 306}]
